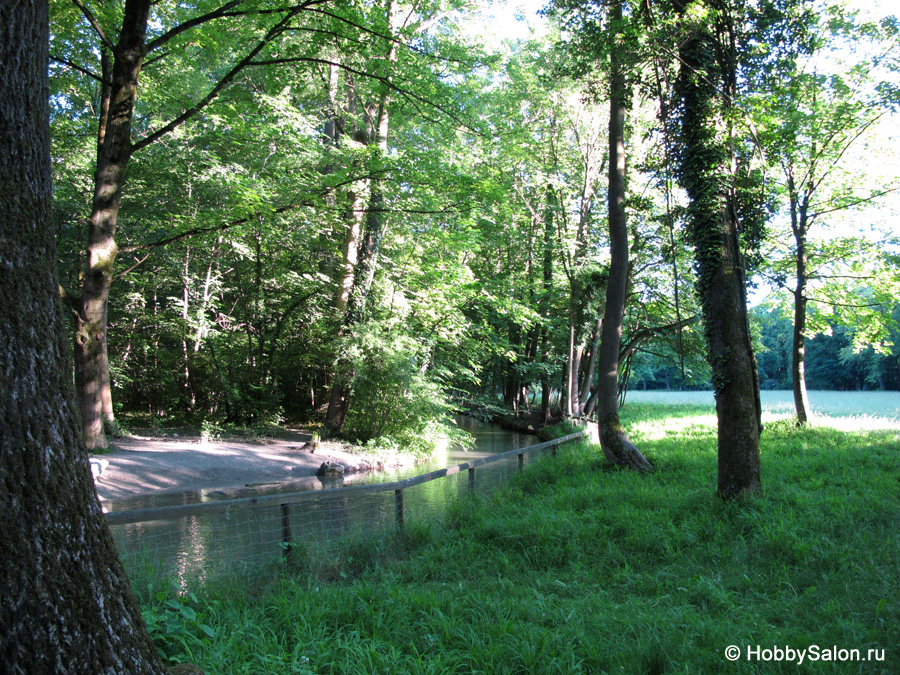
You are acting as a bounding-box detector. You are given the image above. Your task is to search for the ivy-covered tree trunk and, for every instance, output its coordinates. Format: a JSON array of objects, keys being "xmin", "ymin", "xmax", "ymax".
[
  {"xmin": 596, "ymin": 0, "xmax": 653, "ymax": 472},
  {"xmin": 675, "ymin": 0, "xmax": 762, "ymax": 498},
  {"xmin": 0, "ymin": 2, "xmax": 165, "ymax": 671}
]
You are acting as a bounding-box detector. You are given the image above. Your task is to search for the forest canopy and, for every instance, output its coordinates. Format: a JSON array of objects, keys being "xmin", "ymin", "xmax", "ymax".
[{"xmin": 48, "ymin": 0, "xmax": 900, "ymax": 455}]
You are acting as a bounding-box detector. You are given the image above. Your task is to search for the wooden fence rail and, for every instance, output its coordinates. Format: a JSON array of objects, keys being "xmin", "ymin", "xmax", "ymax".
[{"xmin": 104, "ymin": 431, "xmax": 587, "ymax": 531}]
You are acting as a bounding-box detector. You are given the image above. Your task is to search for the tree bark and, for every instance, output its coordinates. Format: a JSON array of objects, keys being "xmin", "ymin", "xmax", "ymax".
[
  {"xmin": 596, "ymin": 0, "xmax": 654, "ymax": 472},
  {"xmin": 578, "ymin": 317, "xmax": 602, "ymax": 407},
  {"xmin": 675, "ymin": 0, "xmax": 762, "ymax": 498},
  {"xmin": 540, "ymin": 187, "xmax": 554, "ymax": 422},
  {"xmin": 565, "ymin": 306, "xmax": 577, "ymax": 417},
  {"xmin": 0, "ymin": 2, "xmax": 165, "ymax": 670}
]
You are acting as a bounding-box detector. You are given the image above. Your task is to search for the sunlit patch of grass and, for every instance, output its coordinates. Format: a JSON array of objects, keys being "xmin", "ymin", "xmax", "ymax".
[{"xmin": 813, "ymin": 414, "xmax": 900, "ymax": 432}]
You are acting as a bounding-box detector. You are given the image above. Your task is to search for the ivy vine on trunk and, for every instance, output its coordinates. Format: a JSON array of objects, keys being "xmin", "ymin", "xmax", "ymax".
[{"xmin": 673, "ymin": 0, "xmax": 762, "ymax": 498}]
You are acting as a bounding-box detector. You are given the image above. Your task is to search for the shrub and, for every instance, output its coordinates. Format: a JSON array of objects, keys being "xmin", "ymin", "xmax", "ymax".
[{"xmin": 340, "ymin": 322, "xmax": 472, "ymax": 457}]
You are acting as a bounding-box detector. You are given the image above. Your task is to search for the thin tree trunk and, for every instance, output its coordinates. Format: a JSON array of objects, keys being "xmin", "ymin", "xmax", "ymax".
[
  {"xmin": 195, "ymin": 239, "xmax": 220, "ymax": 352},
  {"xmin": 596, "ymin": 0, "xmax": 653, "ymax": 472},
  {"xmin": 100, "ymin": 304, "xmax": 119, "ymax": 432},
  {"xmin": 0, "ymin": 3, "xmax": 165, "ymax": 669},
  {"xmin": 335, "ymin": 195, "xmax": 365, "ymax": 314},
  {"xmin": 789, "ymin": 177, "xmax": 813, "ymax": 425},
  {"xmin": 540, "ymin": 188, "xmax": 554, "ymax": 422},
  {"xmin": 579, "ymin": 317, "xmax": 603, "ymax": 406},
  {"xmin": 97, "ymin": 44, "xmax": 118, "ymax": 435},
  {"xmin": 792, "ymin": 284, "xmax": 811, "ymax": 424},
  {"xmin": 72, "ymin": 0, "xmax": 302, "ymax": 448},
  {"xmin": 181, "ymin": 247, "xmax": 193, "ymax": 406},
  {"xmin": 565, "ymin": 306, "xmax": 576, "ymax": 417}
]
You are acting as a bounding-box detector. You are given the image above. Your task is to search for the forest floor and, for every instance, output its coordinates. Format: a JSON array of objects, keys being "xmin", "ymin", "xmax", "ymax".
[{"xmin": 94, "ymin": 428, "xmax": 406, "ymax": 501}]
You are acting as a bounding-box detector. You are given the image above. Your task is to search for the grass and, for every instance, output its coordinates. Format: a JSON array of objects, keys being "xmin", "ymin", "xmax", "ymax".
[{"xmin": 140, "ymin": 403, "xmax": 900, "ymax": 674}]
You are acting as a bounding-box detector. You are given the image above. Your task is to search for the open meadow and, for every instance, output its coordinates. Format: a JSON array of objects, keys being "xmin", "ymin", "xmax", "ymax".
[
  {"xmin": 141, "ymin": 402, "xmax": 900, "ymax": 674},
  {"xmin": 624, "ymin": 391, "xmax": 900, "ymax": 431}
]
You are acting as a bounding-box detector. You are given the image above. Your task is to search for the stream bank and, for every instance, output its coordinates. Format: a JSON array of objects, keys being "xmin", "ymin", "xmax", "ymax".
[{"xmin": 96, "ymin": 416, "xmax": 542, "ymax": 510}]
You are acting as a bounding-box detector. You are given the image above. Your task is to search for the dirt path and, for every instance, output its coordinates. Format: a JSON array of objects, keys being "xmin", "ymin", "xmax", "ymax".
[{"xmin": 93, "ymin": 429, "xmax": 382, "ymax": 501}]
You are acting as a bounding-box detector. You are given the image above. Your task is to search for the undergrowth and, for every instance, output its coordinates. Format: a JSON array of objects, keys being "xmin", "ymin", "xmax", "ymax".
[{"xmin": 140, "ymin": 404, "xmax": 900, "ymax": 674}]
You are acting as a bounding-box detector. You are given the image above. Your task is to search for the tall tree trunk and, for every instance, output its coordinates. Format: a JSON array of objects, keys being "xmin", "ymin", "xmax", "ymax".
[
  {"xmin": 324, "ymin": 0, "xmax": 396, "ymax": 436},
  {"xmin": 100, "ymin": 304, "xmax": 118, "ymax": 431},
  {"xmin": 596, "ymin": 0, "xmax": 653, "ymax": 472},
  {"xmin": 73, "ymin": 0, "xmax": 151, "ymax": 450},
  {"xmin": 579, "ymin": 317, "xmax": 602, "ymax": 408},
  {"xmin": 0, "ymin": 2, "xmax": 165, "ymax": 670},
  {"xmin": 675, "ymin": 0, "xmax": 762, "ymax": 498},
  {"xmin": 70, "ymin": 0, "xmax": 299, "ymax": 447},
  {"xmin": 334, "ymin": 196, "xmax": 365, "ymax": 314},
  {"xmin": 789, "ymin": 176, "xmax": 813, "ymax": 425}
]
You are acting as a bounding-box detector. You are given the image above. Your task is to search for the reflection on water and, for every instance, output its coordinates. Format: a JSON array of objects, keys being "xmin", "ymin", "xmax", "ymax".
[{"xmin": 109, "ymin": 417, "xmax": 539, "ymax": 582}]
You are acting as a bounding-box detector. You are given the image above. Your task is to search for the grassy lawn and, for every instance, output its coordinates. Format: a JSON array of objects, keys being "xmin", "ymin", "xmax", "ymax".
[{"xmin": 141, "ymin": 404, "xmax": 900, "ymax": 674}]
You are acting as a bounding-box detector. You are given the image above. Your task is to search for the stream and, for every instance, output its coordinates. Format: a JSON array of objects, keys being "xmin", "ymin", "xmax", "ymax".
[{"xmin": 107, "ymin": 416, "xmax": 539, "ymax": 582}]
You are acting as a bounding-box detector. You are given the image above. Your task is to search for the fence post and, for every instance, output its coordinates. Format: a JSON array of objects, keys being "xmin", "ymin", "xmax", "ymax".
[
  {"xmin": 551, "ymin": 439, "xmax": 557, "ymax": 457},
  {"xmin": 394, "ymin": 488, "xmax": 404, "ymax": 530},
  {"xmin": 281, "ymin": 503, "xmax": 293, "ymax": 562},
  {"xmin": 517, "ymin": 452, "xmax": 524, "ymax": 473},
  {"xmin": 468, "ymin": 466, "xmax": 476, "ymax": 493}
]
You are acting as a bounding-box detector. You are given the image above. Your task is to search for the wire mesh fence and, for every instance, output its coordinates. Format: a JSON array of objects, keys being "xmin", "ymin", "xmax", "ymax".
[{"xmin": 107, "ymin": 431, "xmax": 586, "ymax": 584}]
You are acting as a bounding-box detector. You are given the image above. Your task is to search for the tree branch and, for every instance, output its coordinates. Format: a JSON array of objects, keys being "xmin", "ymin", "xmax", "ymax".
[
  {"xmin": 70, "ymin": 0, "xmax": 115, "ymax": 51},
  {"xmin": 114, "ymin": 252, "xmax": 153, "ymax": 281},
  {"xmin": 811, "ymin": 184, "xmax": 900, "ymax": 218},
  {"xmin": 619, "ymin": 315, "xmax": 698, "ymax": 362},
  {"xmin": 50, "ymin": 55, "xmax": 106, "ymax": 83},
  {"xmin": 118, "ymin": 202, "xmax": 307, "ymax": 255},
  {"xmin": 248, "ymin": 56, "xmax": 479, "ymax": 133},
  {"xmin": 144, "ymin": 0, "xmax": 243, "ymax": 54},
  {"xmin": 806, "ymin": 295, "xmax": 884, "ymax": 309},
  {"xmin": 301, "ymin": 8, "xmax": 475, "ymax": 65},
  {"xmin": 132, "ymin": 6, "xmax": 305, "ymax": 152}
]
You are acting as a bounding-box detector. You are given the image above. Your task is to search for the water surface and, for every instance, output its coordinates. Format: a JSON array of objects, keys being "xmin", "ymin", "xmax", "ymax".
[{"xmin": 108, "ymin": 417, "xmax": 541, "ymax": 582}]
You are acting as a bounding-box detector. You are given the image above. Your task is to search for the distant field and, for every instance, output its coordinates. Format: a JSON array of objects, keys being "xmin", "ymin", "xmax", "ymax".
[{"xmin": 624, "ymin": 389, "xmax": 900, "ymax": 429}]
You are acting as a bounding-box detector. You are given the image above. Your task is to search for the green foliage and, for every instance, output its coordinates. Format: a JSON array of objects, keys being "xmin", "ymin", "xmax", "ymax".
[
  {"xmin": 341, "ymin": 319, "xmax": 472, "ymax": 457},
  {"xmin": 48, "ymin": 0, "xmax": 898, "ymax": 453},
  {"xmin": 141, "ymin": 582, "xmax": 217, "ymax": 666},
  {"xmin": 752, "ymin": 300, "xmax": 900, "ymax": 390}
]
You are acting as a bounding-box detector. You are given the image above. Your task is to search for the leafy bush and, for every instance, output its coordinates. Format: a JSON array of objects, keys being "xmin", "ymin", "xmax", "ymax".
[{"xmin": 341, "ymin": 322, "xmax": 472, "ymax": 456}]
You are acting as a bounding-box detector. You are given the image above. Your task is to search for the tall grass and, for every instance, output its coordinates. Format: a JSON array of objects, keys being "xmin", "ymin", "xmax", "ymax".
[{"xmin": 142, "ymin": 405, "xmax": 899, "ymax": 674}]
